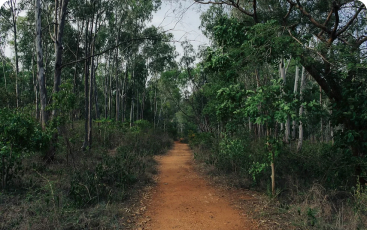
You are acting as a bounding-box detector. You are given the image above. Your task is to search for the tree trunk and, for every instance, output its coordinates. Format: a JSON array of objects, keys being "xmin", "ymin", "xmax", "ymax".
[
  {"xmin": 141, "ymin": 87, "xmax": 146, "ymax": 120},
  {"xmin": 2, "ymin": 57, "xmax": 6, "ymax": 93},
  {"xmin": 320, "ymin": 86, "xmax": 323, "ymax": 142},
  {"xmin": 279, "ymin": 59, "xmax": 285, "ymax": 132},
  {"xmin": 130, "ymin": 68, "xmax": 135, "ymax": 127},
  {"xmin": 32, "ymin": 56, "xmax": 39, "ymax": 120},
  {"xmin": 297, "ymin": 67, "xmax": 306, "ymax": 152},
  {"xmin": 109, "ymin": 52, "xmax": 113, "ymax": 119},
  {"xmin": 10, "ymin": 0, "xmax": 19, "ymax": 108},
  {"xmin": 104, "ymin": 52, "xmax": 110, "ymax": 119},
  {"xmin": 52, "ymin": 0, "xmax": 69, "ymax": 118},
  {"xmin": 271, "ymin": 159, "xmax": 275, "ymax": 196},
  {"xmin": 121, "ymin": 65, "xmax": 128, "ymax": 123},
  {"xmin": 280, "ymin": 59, "xmax": 290, "ymax": 143},
  {"xmin": 88, "ymin": 15, "xmax": 95, "ymax": 149},
  {"xmin": 73, "ymin": 21, "xmax": 82, "ymax": 95},
  {"xmin": 116, "ymin": 75, "xmax": 120, "ymax": 121},
  {"xmin": 136, "ymin": 88, "xmax": 139, "ymax": 121},
  {"xmin": 249, "ymin": 117, "xmax": 252, "ymax": 132},
  {"xmin": 35, "ymin": 0, "xmax": 48, "ymax": 130},
  {"xmin": 292, "ymin": 66, "xmax": 300, "ymax": 139},
  {"xmin": 94, "ymin": 58, "xmax": 100, "ymax": 120},
  {"xmin": 114, "ymin": 40, "xmax": 120, "ymax": 121},
  {"xmin": 154, "ymin": 76, "xmax": 158, "ymax": 129},
  {"xmin": 82, "ymin": 19, "xmax": 90, "ymax": 151}
]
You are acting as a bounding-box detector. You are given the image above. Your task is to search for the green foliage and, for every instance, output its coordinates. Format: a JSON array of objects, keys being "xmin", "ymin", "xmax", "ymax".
[
  {"xmin": 188, "ymin": 131, "xmax": 213, "ymax": 150},
  {"xmin": 131, "ymin": 119, "xmax": 152, "ymax": 133},
  {"xmin": 69, "ymin": 128, "xmax": 173, "ymax": 208},
  {"xmin": 217, "ymin": 134, "xmax": 250, "ymax": 174},
  {"xmin": 48, "ymin": 81, "xmax": 77, "ymax": 128},
  {"xmin": 0, "ymin": 109, "xmax": 49, "ymax": 189}
]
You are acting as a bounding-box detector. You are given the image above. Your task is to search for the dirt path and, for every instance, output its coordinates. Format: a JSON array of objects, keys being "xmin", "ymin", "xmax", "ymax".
[{"xmin": 140, "ymin": 142, "xmax": 254, "ymax": 230}]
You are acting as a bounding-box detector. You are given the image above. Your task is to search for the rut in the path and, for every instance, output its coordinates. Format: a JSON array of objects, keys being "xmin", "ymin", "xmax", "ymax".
[{"xmin": 140, "ymin": 142, "xmax": 254, "ymax": 230}]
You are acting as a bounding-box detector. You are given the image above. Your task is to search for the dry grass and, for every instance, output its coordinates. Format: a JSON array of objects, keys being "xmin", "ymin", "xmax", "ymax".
[
  {"xmin": 0, "ymin": 122, "xmax": 173, "ymax": 230},
  {"xmin": 193, "ymin": 155, "xmax": 367, "ymax": 230}
]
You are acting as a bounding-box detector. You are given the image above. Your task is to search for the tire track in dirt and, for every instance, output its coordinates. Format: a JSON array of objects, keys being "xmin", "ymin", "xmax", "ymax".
[{"xmin": 140, "ymin": 142, "xmax": 255, "ymax": 230}]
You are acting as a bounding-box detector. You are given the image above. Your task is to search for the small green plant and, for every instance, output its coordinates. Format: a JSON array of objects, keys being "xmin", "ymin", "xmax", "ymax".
[{"xmin": 307, "ymin": 208, "xmax": 318, "ymax": 227}]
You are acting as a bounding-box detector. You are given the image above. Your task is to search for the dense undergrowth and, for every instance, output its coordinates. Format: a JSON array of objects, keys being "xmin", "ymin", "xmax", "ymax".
[
  {"xmin": 0, "ymin": 116, "xmax": 172, "ymax": 230},
  {"xmin": 189, "ymin": 132, "xmax": 367, "ymax": 229}
]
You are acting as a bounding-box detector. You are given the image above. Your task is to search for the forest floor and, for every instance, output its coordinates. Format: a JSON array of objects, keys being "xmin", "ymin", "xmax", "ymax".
[{"xmin": 135, "ymin": 142, "xmax": 259, "ymax": 230}]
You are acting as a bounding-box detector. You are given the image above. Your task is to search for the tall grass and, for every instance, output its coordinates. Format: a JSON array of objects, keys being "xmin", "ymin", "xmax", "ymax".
[
  {"xmin": 189, "ymin": 131, "xmax": 367, "ymax": 229},
  {"xmin": 0, "ymin": 120, "xmax": 173, "ymax": 230}
]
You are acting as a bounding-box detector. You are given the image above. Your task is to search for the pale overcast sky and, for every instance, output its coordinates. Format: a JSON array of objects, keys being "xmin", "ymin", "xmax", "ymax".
[
  {"xmin": 151, "ymin": 1, "xmax": 210, "ymax": 60},
  {"xmin": 0, "ymin": 0, "xmax": 209, "ymax": 60}
]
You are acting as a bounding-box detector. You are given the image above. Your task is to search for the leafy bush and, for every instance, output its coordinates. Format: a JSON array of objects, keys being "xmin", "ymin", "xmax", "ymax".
[
  {"xmin": 188, "ymin": 131, "xmax": 213, "ymax": 150},
  {"xmin": 277, "ymin": 142, "xmax": 354, "ymax": 190},
  {"xmin": 216, "ymin": 135, "xmax": 250, "ymax": 173},
  {"xmin": 0, "ymin": 109, "xmax": 49, "ymax": 189}
]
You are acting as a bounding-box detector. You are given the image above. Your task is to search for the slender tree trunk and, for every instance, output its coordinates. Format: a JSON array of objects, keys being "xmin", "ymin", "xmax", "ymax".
[
  {"xmin": 297, "ymin": 67, "xmax": 306, "ymax": 152},
  {"xmin": 35, "ymin": 0, "xmax": 48, "ymax": 130},
  {"xmin": 109, "ymin": 52, "xmax": 113, "ymax": 119},
  {"xmin": 32, "ymin": 57, "xmax": 39, "ymax": 120},
  {"xmin": 52, "ymin": 0, "xmax": 69, "ymax": 119},
  {"xmin": 154, "ymin": 76, "xmax": 158, "ymax": 129},
  {"xmin": 115, "ymin": 75, "xmax": 120, "ymax": 121},
  {"xmin": 88, "ymin": 15, "xmax": 95, "ymax": 149},
  {"xmin": 2, "ymin": 56, "xmax": 8, "ymax": 108},
  {"xmin": 271, "ymin": 155, "xmax": 275, "ymax": 196},
  {"xmin": 320, "ymin": 86, "xmax": 323, "ymax": 142},
  {"xmin": 73, "ymin": 22, "xmax": 82, "ymax": 94},
  {"xmin": 279, "ymin": 59, "xmax": 285, "ymax": 132},
  {"xmin": 82, "ymin": 19, "xmax": 90, "ymax": 151},
  {"xmin": 330, "ymin": 110, "xmax": 334, "ymax": 145},
  {"xmin": 130, "ymin": 68, "xmax": 135, "ymax": 127},
  {"xmin": 94, "ymin": 58, "xmax": 100, "ymax": 120},
  {"xmin": 249, "ymin": 117, "xmax": 252, "ymax": 132},
  {"xmin": 114, "ymin": 34, "xmax": 120, "ymax": 121},
  {"xmin": 104, "ymin": 52, "xmax": 110, "ymax": 119},
  {"xmin": 2, "ymin": 57, "xmax": 6, "ymax": 92},
  {"xmin": 292, "ymin": 66, "xmax": 300, "ymax": 139},
  {"xmin": 121, "ymin": 65, "xmax": 128, "ymax": 123},
  {"xmin": 280, "ymin": 58, "xmax": 290, "ymax": 143},
  {"xmin": 10, "ymin": 0, "xmax": 19, "ymax": 108},
  {"xmin": 136, "ymin": 88, "xmax": 139, "ymax": 121},
  {"xmin": 141, "ymin": 87, "xmax": 146, "ymax": 120}
]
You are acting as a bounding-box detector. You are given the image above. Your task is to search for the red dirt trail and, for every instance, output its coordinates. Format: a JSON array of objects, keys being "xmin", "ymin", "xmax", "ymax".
[{"xmin": 140, "ymin": 142, "xmax": 254, "ymax": 230}]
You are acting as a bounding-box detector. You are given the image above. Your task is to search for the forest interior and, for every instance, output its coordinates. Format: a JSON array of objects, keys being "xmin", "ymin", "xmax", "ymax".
[{"xmin": 0, "ymin": 0, "xmax": 367, "ymax": 229}]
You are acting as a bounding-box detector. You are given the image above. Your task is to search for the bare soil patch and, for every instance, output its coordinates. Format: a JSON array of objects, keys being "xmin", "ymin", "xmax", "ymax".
[{"xmin": 138, "ymin": 142, "xmax": 256, "ymax": 230}]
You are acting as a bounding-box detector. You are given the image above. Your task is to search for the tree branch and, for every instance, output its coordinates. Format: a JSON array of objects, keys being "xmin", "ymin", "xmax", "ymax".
[
  {"xmin": 286, "ymin": 0, "xmax": 331, "ymax": 34},
  {"xmin": 317, "ymin": 8, "xmax": 334, "ymax": 38},
  {"xmin": 61, "ymin": 36, "xmax": 176, "ymax": 69},
  {"xmin": 194, "ymin": 0, "xmax": 255, "ymax": 19},
  {"xmin": 336, "ymin": 4, "xmax": 365, "ymax": 37},
  {"xmin": 357, "ymin": 36, "xmax": 367, "ymax": 47},
  {"xmin": 283, "ymin": 4, "xmax": 293, "ymax": 22},
  {"xmin": 329, "ymin": 1, "xmax": 340, "ymax": 45}
]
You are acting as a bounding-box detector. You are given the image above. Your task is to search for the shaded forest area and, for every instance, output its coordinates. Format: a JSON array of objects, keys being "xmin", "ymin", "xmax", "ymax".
[{"xmin": 0, "ymin": 0, "xmax": 367, "ymax": 229}]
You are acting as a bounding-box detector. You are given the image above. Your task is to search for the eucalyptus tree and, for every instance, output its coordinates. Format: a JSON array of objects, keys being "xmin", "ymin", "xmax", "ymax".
[
  {"xmin": 194, "ymin": 0, "xmax": 367, "ymax": 183},
  {"xmin": 0, "ymin": 0, "xmax": 20, "ymax": 107},
  {"xmin": 35, "ymin": 0, "xmax": 47, "ymax": 130},
  {"xmin": 52, "ymin": 0, "xmax": 69, "ymax": 118},
  {"xmin": 142, "ymin": 26, "xmax": 177, "ymax": 128}
]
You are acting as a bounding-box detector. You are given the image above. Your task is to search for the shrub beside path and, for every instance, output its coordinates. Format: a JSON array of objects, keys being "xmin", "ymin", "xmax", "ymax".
[{"xmin": 139, "ymin": 142, "xmax": 255, "ymax": 230}]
